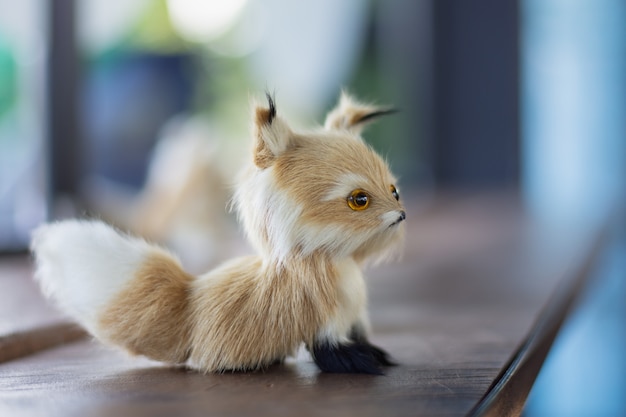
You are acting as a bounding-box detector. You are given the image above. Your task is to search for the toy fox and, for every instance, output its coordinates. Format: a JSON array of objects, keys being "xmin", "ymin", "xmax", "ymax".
[{"xmin": 31, "ymin": 92, "xmax": 406, "ymax": 374}]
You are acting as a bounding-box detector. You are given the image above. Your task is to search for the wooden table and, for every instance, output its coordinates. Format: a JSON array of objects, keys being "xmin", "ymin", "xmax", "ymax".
[{"xmin": 0, "ymin": 193, "xmax": 608, "ymax": 417}]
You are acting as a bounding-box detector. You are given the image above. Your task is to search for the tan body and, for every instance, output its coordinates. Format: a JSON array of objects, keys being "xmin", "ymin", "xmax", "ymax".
[{"xmin": 99, "ymin": 251, "xmax": 365, "ymax": 372}]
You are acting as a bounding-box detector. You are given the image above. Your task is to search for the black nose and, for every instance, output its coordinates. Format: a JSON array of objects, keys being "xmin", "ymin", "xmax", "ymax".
[{"xmin": 398, "ymin": 211, "xmax": 406, "ymax": 222}]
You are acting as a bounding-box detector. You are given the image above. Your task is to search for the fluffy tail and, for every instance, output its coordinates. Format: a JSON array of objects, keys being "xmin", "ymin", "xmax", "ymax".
[{"xmin": 31, "ymin": 220, "xmax": 193, "ymax": 364}]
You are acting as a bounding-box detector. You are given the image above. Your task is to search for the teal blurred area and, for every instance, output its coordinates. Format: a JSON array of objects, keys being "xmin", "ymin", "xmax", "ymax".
[{"xmin": 0, "ymin": 1, "xmax": 46, "ymax": 251}]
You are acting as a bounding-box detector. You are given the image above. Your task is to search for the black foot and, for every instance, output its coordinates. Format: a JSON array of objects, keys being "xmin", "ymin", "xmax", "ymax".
[
  {"xmin": 310, "ymin": 341, "xmax": 384, "ymax": 374},
  {"xmin": 365, "ymin": 342, "xmax": 396, "ymax": 367},
  {"xmin": 349, "ymin": 326, "xmax": 397, "ymax": 367}
]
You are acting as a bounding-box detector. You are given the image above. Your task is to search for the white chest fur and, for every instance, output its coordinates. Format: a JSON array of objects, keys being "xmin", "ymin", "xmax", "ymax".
[{"xmin": 316, "ymin": 257, "xmax": 367, "ymax": 344}]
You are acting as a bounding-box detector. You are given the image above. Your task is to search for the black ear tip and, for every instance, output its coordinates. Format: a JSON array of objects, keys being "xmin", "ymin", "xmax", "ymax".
[
  {"xmin": 265, "ymin": 91, "xmax": 276, "ymax": 124},
  {"xmin": 356, "ymin": 108, "xmax": 399, "ymax": 125}
]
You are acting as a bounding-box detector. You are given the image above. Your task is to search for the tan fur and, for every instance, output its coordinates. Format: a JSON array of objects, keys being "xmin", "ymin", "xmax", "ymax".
[
  {"xmin": 324, "ymin": 91, "xmax": 389, "ymax": 134},
  {"xmin": 253, "ymin": 108, "xmax": 276, "ymax": 169},
  {"xmin": 187, "ymin": 254, "xmax": 340, "ymax": 371},
  {"xmin": 98, "ymin": 251, "xmax": 194, "ymax": 364},
  {"xmin": 274, "ymin": 134, "xmax": 397, "ymax": 231}
]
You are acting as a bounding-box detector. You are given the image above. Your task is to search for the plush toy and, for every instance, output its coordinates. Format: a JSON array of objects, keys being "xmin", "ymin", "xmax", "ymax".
[{"xmin": 31, "ymin": 92, "xmax": 406, "ymax": 374}]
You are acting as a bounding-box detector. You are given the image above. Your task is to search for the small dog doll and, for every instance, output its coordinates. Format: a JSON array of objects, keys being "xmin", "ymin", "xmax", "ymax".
[{"xmin": 32, "ymin": 92, "xmax": 406, "ymax": 374}]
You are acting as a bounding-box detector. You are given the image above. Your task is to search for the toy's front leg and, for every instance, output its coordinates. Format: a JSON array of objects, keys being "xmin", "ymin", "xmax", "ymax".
[
  {"xmin": 308, "ymin": 321, "xmax": 395, "ymax": 375},
  {"xmin": 308, "ymin": 260, "xmax": 395, "ymax": 374}
]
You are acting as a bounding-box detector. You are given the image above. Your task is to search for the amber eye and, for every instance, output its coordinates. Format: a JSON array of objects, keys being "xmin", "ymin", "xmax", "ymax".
[
  {"xmin": 390, "ymin": 184, "xmax": 400, "ymax": 201},
  {"xmin": 347, "ymin": 189, "xmax": 370, "ymax": 211}
]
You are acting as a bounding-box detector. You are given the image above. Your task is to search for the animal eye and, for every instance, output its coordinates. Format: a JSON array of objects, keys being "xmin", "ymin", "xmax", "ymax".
[
  {"xmin": 390, "ymin": 184, "xmax": 400, "ymax": 201},
  {"xmin": 347, "ymin": 189, "xmax": 370, "ymax": 211}
]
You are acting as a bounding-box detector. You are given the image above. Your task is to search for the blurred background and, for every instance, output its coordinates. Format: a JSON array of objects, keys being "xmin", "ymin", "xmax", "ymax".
[{"xmin": 0, "ymin": 0, "xmax": 623, "ymax": 414}]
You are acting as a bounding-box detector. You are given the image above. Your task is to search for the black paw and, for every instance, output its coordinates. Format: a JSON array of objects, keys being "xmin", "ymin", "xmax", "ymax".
[
  {"xmin": 310, "ymin": 341, "xmax": 386, "ymax": 375},
  {"xmin": 365, "ymin": 343, "xmax": 396, "ymax": 367},
  {"xmin": 349, "ymin": 326, "xmax": 397, "ymax": 367}
]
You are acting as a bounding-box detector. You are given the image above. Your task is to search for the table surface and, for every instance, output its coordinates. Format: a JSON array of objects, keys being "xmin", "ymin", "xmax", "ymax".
[{"xmin": 0, "ymin": 192, "xmax": 606, "ymax": 417}]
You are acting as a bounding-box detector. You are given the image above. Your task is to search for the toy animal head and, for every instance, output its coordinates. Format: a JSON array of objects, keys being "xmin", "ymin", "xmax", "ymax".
[{"xmin": 235, "ymin": 92, "xmax": 405, "ymax": 265}]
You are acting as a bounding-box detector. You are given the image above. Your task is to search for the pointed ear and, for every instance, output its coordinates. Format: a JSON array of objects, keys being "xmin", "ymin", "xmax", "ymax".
[
  {"xmin": 324, "ymin": 91, "xmax": 396, "ymax": 135},
  {"xmin": 253, "ymin": 93, "xmax": 293, "ymax": 169}
]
